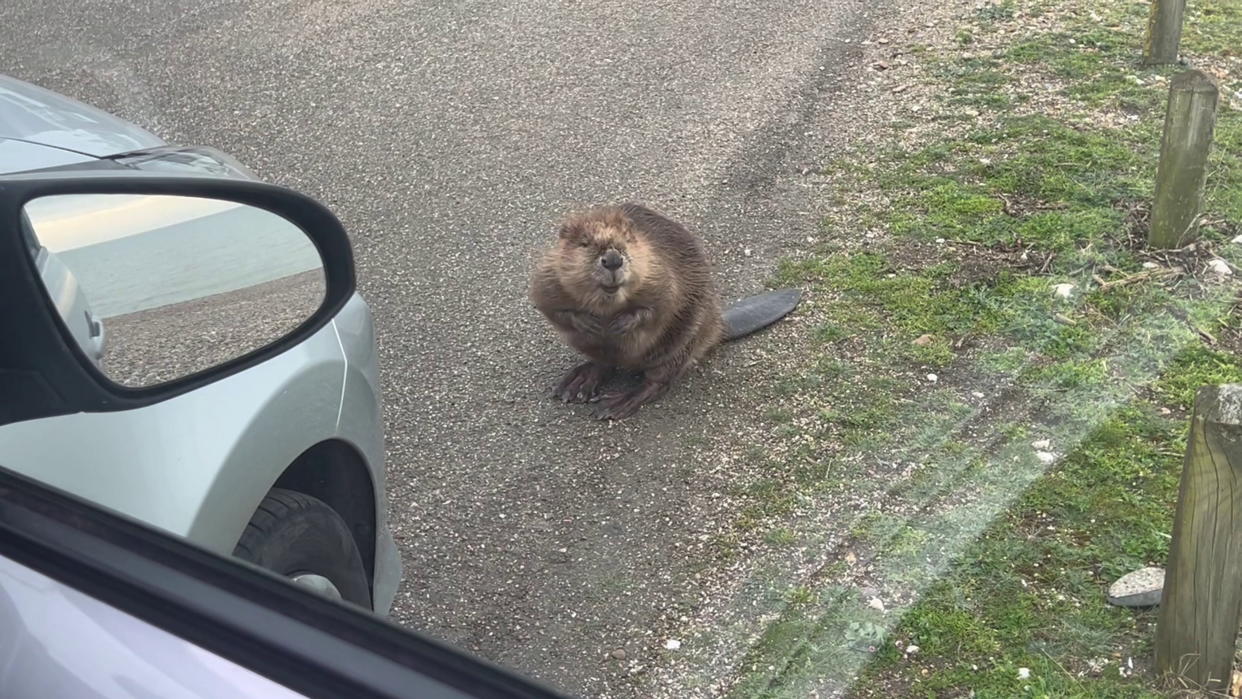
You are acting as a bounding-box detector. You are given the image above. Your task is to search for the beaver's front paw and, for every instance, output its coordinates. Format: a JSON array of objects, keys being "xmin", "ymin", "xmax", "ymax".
[{"xmin": 554, "ymin": 362, "xmax": 610, "ymax": 403}]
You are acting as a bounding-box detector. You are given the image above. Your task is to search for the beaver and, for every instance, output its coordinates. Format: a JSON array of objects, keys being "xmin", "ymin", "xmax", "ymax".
[{"xmin": 529, "ymin": 203, "xmax": 800, "ymax": 420}]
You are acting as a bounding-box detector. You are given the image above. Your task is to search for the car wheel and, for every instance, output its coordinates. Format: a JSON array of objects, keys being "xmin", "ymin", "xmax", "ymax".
[{"xmin": 233, "ymin": 488, "xmax": 371, "ymax": 609}]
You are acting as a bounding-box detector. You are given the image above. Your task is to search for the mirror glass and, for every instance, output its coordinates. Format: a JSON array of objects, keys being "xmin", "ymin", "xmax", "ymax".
[{"xmin": 22, "ymin": 194, "xmax": 325, "ymax": 388}]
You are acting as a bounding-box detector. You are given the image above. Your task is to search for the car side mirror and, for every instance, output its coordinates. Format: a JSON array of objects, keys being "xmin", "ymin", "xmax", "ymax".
[{"xmin": 0, "ymin": 173, "xmax": 355, "ymax": 426}]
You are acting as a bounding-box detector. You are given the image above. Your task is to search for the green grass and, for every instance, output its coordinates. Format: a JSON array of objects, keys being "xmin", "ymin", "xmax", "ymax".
[
  {"xmin": 849, "ymin": 359, "xmax": 1242, "ymax": 697},
  {"xmin": 715, "ymin": 0, "xmax": 1242, "ymax": 696}
]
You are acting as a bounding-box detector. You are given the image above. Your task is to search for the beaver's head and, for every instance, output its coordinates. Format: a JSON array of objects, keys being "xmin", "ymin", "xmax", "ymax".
[{"xmin": 554, "ymin": 207, "xmax": 652, "ymax": 308}]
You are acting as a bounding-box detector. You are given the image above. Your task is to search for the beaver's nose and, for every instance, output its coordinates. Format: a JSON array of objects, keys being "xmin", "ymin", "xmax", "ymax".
[{"xmin": 600, "ymin": 250, "xmax": 623, "ymax": 270}]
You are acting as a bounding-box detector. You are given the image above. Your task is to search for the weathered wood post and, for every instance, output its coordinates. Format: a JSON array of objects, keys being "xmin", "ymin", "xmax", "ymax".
[
  {"xmin": 1154, "ymin": 385, "xmax": 1242, "ymax": 691},
  {"xmin": 1149, "ymin": 70, "xmax": 1219, "ymax": 249},
  {"xmin": 1144, "ymin": 0, "xmax": 1187, "ymax": 64}
]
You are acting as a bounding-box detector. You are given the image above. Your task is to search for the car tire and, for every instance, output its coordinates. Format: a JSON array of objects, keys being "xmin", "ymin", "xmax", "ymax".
[{"xmin": 233, "ymin": 488, "xmax": 371, "ymax": 609}]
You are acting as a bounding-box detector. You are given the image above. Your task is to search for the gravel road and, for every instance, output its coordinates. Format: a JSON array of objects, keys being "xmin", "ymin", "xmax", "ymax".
[{"xmin": 0, "ymin": 1, "xmax": 898, "ymax": 694}]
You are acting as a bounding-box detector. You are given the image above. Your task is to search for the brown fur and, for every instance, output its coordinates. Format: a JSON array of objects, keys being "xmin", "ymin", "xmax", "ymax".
[{"xmin": 529, "ymin": 203, "xmax": 725, "ymax": 419}]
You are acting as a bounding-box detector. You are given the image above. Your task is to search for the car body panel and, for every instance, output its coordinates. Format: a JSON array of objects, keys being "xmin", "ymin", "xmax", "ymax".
[
  {"xmin": 0, "ymin": 137, "xmax": 98, "ymax": 173},
  {"xmin": 30, "ymin": 244, "xmax": 105, "ymax": 363},
  {"xmin": 332, "ymin": 294, "xmax": 399, "ymax": 613},
  {"xmin": 0, "ymin": 554, "xmax": 308, "ymax": 699},
  {"xmin": 0, "ymin": 74, "xmax": 164, "ymax": 159},
  {"xmin": 0, "ymin": 322, "xmax": 344, "ymax": 543}
]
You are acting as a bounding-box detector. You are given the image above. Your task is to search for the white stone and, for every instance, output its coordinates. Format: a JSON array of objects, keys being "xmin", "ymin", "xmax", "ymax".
[
  {"xmin": 1142, "ymin": 261, "xmax": 1159, "ymax": 270},
  {"xmin": 1036, "ymin": 451, "xmax": 1057, "ymax": 465},
  {"xmin": 1207, "ymin": 259, "xmax": 1233, "ymax": 277},
  {"xmin": 868, "ymin": 597, "xmax": 886, "ymax": 612},
  {"xmin": 1018, "ymin": 668, "xmax": 1031, "ymax": 680},
  {"xmin": 905, "ymin": 645, "xmax": 920, "ymax": 655},
  {"xmin": 926, "ymin": 374, "xmax": 938, "ymax": 383},
  {"xmin": 1232, "ymin": 235, "xmax": 1242, "ymax": 245},
  {"xmin": 664, "ymin": 639, "xmax": 682, "ymax": 650},
  {"xmin": 1053, "ymin": 283, "xmax": 1075, "ymax": 299},
  {"xmin": 1032, "ymin": 439, "xmax": 1051, "ymax": 450},
  {"xmin": 1107, "ymin": 567, "xmax": 1164, "ymax": 607}
]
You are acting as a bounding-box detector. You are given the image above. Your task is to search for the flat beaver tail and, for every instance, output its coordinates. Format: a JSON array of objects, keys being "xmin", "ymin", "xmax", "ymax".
[{"xmin": 721, "ymin": 288, "xmax": 802, "ymax": 341}]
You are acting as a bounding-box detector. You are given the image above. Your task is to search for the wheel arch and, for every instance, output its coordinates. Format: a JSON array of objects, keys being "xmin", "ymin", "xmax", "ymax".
[{"xmin": 268, "ymin": 439, "xmax": 377, "ymax": 589}]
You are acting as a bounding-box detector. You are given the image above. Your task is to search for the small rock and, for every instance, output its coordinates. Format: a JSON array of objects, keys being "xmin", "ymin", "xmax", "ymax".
[
  {"xmin": 878, "ymin": 38, "xmax": 890, "ymax": 44},
  {"xmin": 744, "ymin": 248, "xmax": 753, "ymax": 257},
  {"xmin": 664, "ymin": 639, "xmax": 682, "ymax": 651},
  {"xmin": 1036, "ymin": 451, "xmax": 1057, "ymax": 465},
  {"xmin": 868, "ymin": 597, "xmax": 886, "ymax": 612},
  {"xmin": 1207, "ymin": 259, "xmax": 1233, "ymax": 277},
  {"xmin": 872, "ymin": 61, "xmax": 890, "ymax": 71},
  {"xmin": 1233, "ymin": 234, "xmax": 1242, "ymax": 245},
  {"xmin": 1108, "ymin": 567, "xmax": 1164, "ymax": 607},
  {"xmin": 1053, "ymin": 283, "xmax": 1075, "ymax": 299},
  {"xmin": 611, "ymin": 648, "xmax": 627, "ymax": 660},
  {"xmin": 892, "ymin": 84, "xmax": 909, "ymax": 94},
  {"xmin": 1032, "ymin": 439, "xmax": 1051, "ymax": 450},
  {"xmin": 913, "ymin": 334, "xmax": 935, "ymax": 346},
  {"xmin": 972, "ymin": 391, "xmax": 985, "ymax": 399},
  {"xmin": 926, "ymin": 373, "xmax": 938, "ymax": 383},
  {"xmin": 1018, "ymin": 667, "xmax": 1031, "ymax": 680},
  {"xmin": 1142, "ymin": 261, "xmax": 1159, "ymax": 270},
  {"xmin": 935, "ymin": 237, "xmax": 946, "ymax": 244},
  {"xmin": 905, "ymin": 645, "xmax": 920, "ymax": 655}
]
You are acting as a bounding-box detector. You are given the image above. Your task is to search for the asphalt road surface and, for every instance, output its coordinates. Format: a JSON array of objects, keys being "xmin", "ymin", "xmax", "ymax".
[{"xmin": 1, "ymin": 1, "xmax": 895, "ymax": 695}]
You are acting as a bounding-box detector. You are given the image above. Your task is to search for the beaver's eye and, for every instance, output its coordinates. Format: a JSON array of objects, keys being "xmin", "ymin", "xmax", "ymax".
[{"xmin": 578, "ymin": 241, "xmax": 590, "ymax": 248}]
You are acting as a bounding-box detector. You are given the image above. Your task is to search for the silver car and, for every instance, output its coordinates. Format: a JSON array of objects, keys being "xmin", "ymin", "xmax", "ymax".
[{"xmin": 0, "ymin": 73, "xmax": 400, "ymax": 615}]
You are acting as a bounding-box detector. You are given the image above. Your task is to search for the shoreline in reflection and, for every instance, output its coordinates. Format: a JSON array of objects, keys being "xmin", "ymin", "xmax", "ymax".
[{"xmin": 99, "ymin": 269, "xmax": 325, "ymax": 387}]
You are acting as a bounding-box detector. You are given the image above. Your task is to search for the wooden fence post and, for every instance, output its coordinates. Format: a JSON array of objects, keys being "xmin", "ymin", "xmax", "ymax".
[
  {"xmin": 1144, "ymin": 0, "xmax": 1187, "ymax": 65},
  {"xmin": 1154, "ymin": 385, "xmax": 1242, "ymax": 691},
  {"xmin": 1149, "ymin": 70, "xmax": 1219, "ymax": 249}
]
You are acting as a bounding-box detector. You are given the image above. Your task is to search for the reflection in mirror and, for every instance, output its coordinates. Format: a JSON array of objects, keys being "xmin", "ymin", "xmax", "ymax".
[{"xmin": 22, "ymin": 194, "xmax": 325, "ymax": 388}]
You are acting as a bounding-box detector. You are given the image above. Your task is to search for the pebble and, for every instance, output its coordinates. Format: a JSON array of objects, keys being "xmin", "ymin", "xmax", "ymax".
[
  {"xmin": 1232, "ymin": 235, "xmax": 1242, "ymax": 245},
  {"xmin": 1036, "ymin": 451, "xmax": 1057, "ymax": 465},
  {"xmin": 664, "ymin": 639, "xmax": 682, "ymax": 650},
  {"xmin": 1053, "ymin": 283, "xmax": 1075, "ymax": 299},
  {"xmin": 1207, "ymin": 259, "xmax": 1233, "ymax": 277},
  {"xmin": 1107, "ymin": 567, "xmax": 1164, "ymax": 607},
  {"xmin": 1018, "ymin": 667, "xmax": 1031, "ymax": 680},
  {"xmin": 611, "ymin": 648, "xmax": 627, "ymax": 660},
  {"xmin": 868, "ymin": 597, "xmax": 886, "ymax": 612},
  {"xmin": 905, "ymin": 645, "xmax": 920, "ymax": 655},
  {"xmin": 926, "ymin": 373, "xmax": 938, "ymax": 383},
  {"xmin": 912, "ymin": 334, "xmax": 935, "ymax": 346},
  {"xmin": 1142, "ymin": 261, "xmax": 1159, "ymax": 269}
]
